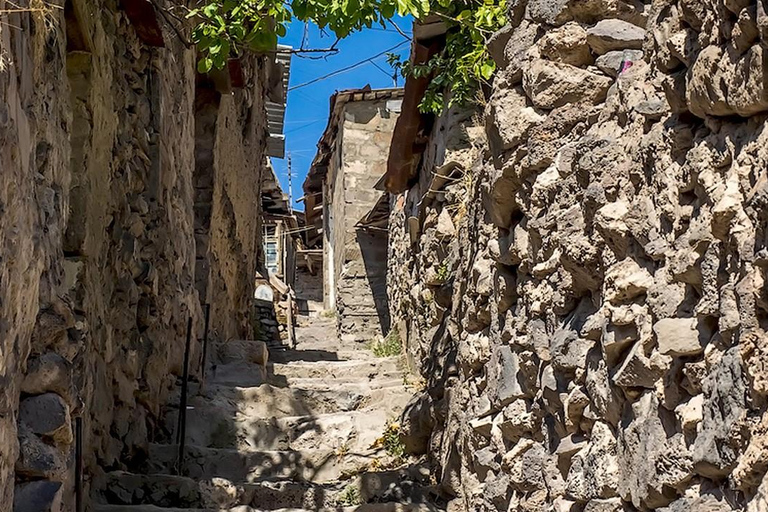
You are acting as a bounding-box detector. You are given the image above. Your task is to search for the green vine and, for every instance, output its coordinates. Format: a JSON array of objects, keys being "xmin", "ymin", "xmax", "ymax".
[
  {"xmin": 187, "ymin": 0, "xmax": 507, "ymax": 111},
  {"xmin": 388, "ymin": 0, "xmax": 508, "ymax": 113}
]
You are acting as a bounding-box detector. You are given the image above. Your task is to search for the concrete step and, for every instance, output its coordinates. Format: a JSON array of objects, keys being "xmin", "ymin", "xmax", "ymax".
[
  {"xmin": 103, "ymin": 466, "xmax": 434, "ymax": 510},
  {"xmin": 166, "ymin": 401, "xmax": 410, "ymax": 451},
  {"xmin": 145, "ymin": 444, "xmax": 377, "ymax": 483},
  {"xmin": 95, "ymin": 504, "xmax": 439, "ymax": 512}
]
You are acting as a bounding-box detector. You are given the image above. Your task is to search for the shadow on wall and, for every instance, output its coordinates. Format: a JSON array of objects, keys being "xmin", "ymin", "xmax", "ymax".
[{"xmin": 356, "ymin": 228, "xmax": 391, "ymax": 336}]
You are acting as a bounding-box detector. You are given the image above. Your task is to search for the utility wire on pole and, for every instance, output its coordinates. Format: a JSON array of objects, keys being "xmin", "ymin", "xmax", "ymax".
[{"xmin": 287, "ymin": 152, "xmax": 293, "ymax": 213}]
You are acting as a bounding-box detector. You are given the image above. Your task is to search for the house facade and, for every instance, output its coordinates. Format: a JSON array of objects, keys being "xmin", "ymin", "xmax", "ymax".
[{"xmin": 303, "ymin": 87, "xmax": 403, "ymax": 343}]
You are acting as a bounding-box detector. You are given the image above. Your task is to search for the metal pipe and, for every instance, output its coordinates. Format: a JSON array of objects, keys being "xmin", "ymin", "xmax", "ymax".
[
  {"xmin": 75, "ymin": 416, "xmax": 83, "ymax": 512},
  {"xmin": 198, "ymin": 304, "xmax": 211, "ymax": 393},
  {"xmin": 176, "ymin": 316, "xmax": 193, "ymax": 474}
]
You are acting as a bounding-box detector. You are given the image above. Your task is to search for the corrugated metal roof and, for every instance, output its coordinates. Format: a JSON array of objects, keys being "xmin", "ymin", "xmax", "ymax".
[{"xmin": 266, "ymin": 44, "xmax": 292, "ymax": 158}]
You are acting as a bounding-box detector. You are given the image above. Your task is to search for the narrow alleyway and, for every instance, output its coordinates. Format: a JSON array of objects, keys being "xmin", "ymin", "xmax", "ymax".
[{"xmin": 93, "ymin": 316, "xmax": 438, "ymax": 511}]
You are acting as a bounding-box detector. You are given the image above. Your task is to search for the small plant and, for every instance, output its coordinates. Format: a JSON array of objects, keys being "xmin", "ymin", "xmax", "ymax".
[
  {"xmin": 336, "ymin": 484, "xmax": 362, "ymax": 506},
  {"xmin": 320, "ymin": 309, "xmax": 336, "ymax": 319},
  {"xmin": 334, "ymin": 442, "xmax": 350, "ymax": 460},
  {"xmin": 370, "ymin": 329, "xmax": 402, "ymax": 358},
  {"xmin": 382, "ymin": 421, "xmax": 406, "ymax": 459},
  {"xmin": 435, "ymin": 262, "xmax": 451, "ymax": 283},
  {"xmin": 371, "ymin": 420, "xmax": 406, "ymax": 460}
]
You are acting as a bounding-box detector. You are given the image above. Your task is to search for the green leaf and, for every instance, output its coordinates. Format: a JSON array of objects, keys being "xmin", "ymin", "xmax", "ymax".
[
  {"xmin": 480, "ymin": 60, "xmax": 494, "ymax": 80},
  {"xmin": 197, "ymin": 57, "xmax": 213, "ymax": 73}
]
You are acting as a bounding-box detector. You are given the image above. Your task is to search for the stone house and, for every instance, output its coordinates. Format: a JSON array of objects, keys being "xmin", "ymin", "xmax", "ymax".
[
  {"xmin": 302, "ymin": 87, "xmax": 403, "ymax": 343},
  {"xmin": 0, "ymin": 0, "xmax": 288, "ymax": 509}
]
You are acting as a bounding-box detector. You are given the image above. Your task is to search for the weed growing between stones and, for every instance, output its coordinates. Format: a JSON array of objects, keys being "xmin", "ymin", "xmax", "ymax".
[
  {"xmin": 320, "ymin": 309, "xmax": 336, "ymax": 319},
  {"xmin": 378, "ymin": 421, "xmax": 405, "ymax": 459},
  {"xmin": 369, "ymin": 328, "xmax": 402, "ymax": 357},
  {"xmin": 336, "ymin": 484, "xmax": 362, "ymax": 506},
  {"xmin": 435, "ymin": 262, "xmax": 450, "ymax": 284}
]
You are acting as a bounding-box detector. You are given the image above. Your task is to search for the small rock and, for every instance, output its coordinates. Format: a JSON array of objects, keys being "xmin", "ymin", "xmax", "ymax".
[
  {"xmin": 612, "ymin": 342, "xmax": 667, "ymax": 389},
  {"xmin": 474, "ymin": 446, "xmax": 500, "ymax": 481},
  {"xmin": 566, "ymin": 421, "xmax": 620, "ymax": 500},
  {"xmin": 675, "ymin": 395, "xmax": 704, "ymax": 434},
  {"xmin": 634, "ymin": 99, "xmax": 669, "ymax": 120},
  {"xmin": 526, "ymin": 0, "xmax": 571, "ymax": 25},
  {"xmin": 21, "ymin": 353, "xmax": 76, "ymax": 408},
  {"xmin": 489, "ymin": 346, "xmax": 535, "ymax": 406},
  {"xmin": 470, "ymin": 415, "xmax": 494, "ymax": 438},
  {"xmin": 435, "ymin": 209, "xmax": 456, "ymax": 238},
  {"xmin": 13, "ymin": 480, "xmax": 63, "ymax": 512},
  {"xmin": 653, "ymin": 317, "xmax": 708, "ymax": 356},
  {"xmin": 538, "ymin": 22, "xmax": 592, "ymax": 66},
  {"xmin": 584, "ymin": 498, "xmax": 628, "ymax": 512},
  {"xmin": 596, "ymin": 50, "xmax": 645, "ymax": 77},
  {"xmin": 587, "ymin": 19, "xmax": 645, "ymax": 55},
  {"xmin": 604, "ymin": 259, "xmax": 654, "ymax": 304},
  {"xmin": 199, "ymin": 477, "xmax": 240, "ymax": 509}
]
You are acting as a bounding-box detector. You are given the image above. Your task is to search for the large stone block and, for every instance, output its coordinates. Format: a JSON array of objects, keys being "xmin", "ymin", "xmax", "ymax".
[
  {"xmin": 652, "ymin": 317, "xmax": 710, "ymax": 356},
  {"xmin": 687, "ymin": 44, "xmax": 768, "ymax": 117},
  {"xmin": 19, "ymin": 394, "xmax": 72, "ymax": 446},
  {"xmin": 586, "ymin": 19, "xmax": 645, "ymax": 55},
  {"xmin": 523, "ymin": 59, "xmax": 613, "ymax": 109},
  {"xmin": 13, "ymin": 480, "xmax": 63, "ymax": 512},
  {"xmin": 15, "ymin": 424, "xmax": 68, "ymax": 481}
]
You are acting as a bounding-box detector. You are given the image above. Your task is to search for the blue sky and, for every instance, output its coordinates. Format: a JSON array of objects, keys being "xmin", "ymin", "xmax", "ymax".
[{"xmin": 273, "ymin": 19, "xmax": 412, "ymax": 212}]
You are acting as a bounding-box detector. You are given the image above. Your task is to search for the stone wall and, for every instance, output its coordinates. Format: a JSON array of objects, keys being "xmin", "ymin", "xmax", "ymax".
[
  {"xmin": 326, "ymin": 98, "xmax": 400, "ymax": 342},
  {"xmin": 392, "ymin": 1, "xmax": 768, "ymax": 510},
  {"xmin": 0, "ymin": 1, "xmax": 267, "ymax": 509}
]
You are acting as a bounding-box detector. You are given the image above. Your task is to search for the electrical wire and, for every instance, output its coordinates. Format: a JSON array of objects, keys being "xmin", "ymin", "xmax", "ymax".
[{"xmin": 288, "ymin": 40, "xmax": 409, "ymax": 92}]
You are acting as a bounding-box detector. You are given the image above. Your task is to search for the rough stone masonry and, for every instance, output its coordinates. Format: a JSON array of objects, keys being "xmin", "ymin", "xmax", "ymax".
[
  {"xmin": 0, "ymin": 1, "xmax": 269, "ymax": 510},
  {"xmin": 389, "ymin": 0, "xmax": 768, "ymax": 510}
]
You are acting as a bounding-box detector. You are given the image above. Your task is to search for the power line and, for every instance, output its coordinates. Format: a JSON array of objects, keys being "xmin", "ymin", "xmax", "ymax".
[
  {"xmin": 288, "ymin": 40, "xmax": 409, "ymax": 92},
  {"xmin": 284, "ymin": 118, "xmax": 327, "ymax": 135}
]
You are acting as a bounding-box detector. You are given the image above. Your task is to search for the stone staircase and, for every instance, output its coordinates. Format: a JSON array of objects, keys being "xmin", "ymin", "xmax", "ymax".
[{"xmin": 94, "ymin": 317, "xmax": 440, "ymax": 512}]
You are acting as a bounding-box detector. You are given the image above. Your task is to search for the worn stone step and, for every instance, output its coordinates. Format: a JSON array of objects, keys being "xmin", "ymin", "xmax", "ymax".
[
  {"xmin": 168, "ymin": 400, "xmax": 410, "ymax": 451},
  {"xmin": 145, "ymin": 444, "xmax": 377, "ymax": 483},
  {"xmin": 269, "ymin": 348, "xmax": 376, "ymax": 364},
  {"xmin": 209, "ymin": 361, "xmax": 269, "ymax": 387},
  {"xmin": 95, "ymin": 504, "xmax": 439, "ymax": 512},
  {"xmin": 281, "ymin": 376, "xmax": 405, "ymax": 390},
  {"xmin": 101, "ymin": 471, "xmax": 342, "ymax": 510},
  {"xmin": 103, "ymin": 465, "xmax": 434, "ymax": 510},
  {"xmin": 270, "ymin": 357, "xmax": 402, "ymax": 380}
]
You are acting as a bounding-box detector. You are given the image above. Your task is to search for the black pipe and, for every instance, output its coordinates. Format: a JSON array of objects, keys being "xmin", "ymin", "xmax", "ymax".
[
  {"xmin": 176, "ymin": 316, "xmax": 193, "ymax": 474},
  {"xmin": 75, "ymin": 416, "xmax": 83, "ymax": 512},
  {"xmin": 199, "ymin": 304, "xmax": 211, "ymax": 391}
]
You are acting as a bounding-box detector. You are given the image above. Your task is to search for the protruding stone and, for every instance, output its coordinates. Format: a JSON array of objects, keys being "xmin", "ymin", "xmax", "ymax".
[
  {"xmin": 538, "ymin": 22, "xmax": 592, "ymax": 66},
  {"xmin": 16, "ymin": 424, "xmax": 68, "ymax": 480},
  {"xmin": 522, "ymin": 59, "xmax": 612, "ymax": 109},
  {"xmin": 596, "ymin": 50, "xmax": 644, "ymax": 77},
  {"xmin": 21, "ymin": 353, "xmax": 76, "ymax": 408},
  {"xmin": 604, "ymin": 259, "xmax": 654, "ymax": 304},
  {"xmin": 435, "ymin": 209, "xmax": 456, "ymax": 238},
  {"xmin": 586, "ymin": 19, "xmax": 645, "ymax": 55},
  {"xmin": 19, "ymin": 394, "xmax": 73, "ymax": 445},
  {"xmin": 566, "ymin": 421, "xmax": 620, "ymax": 501},
  {"xmin": 653, "ymin": 317, "xmax": 708, "ymax": 356},
  {"xmin": 13, "ymin": 480, "xmax": 63, "ymax": 512}
]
